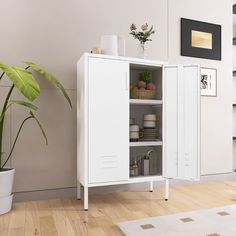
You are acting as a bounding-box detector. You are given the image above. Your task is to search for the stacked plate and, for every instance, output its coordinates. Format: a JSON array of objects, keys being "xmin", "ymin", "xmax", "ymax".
[
  {"xmin": 141, "ymin": 114, "xmax": 159, "ymax": 141},
  {"xmin": 141, "ymin": 128, "xmax": 159, "ymax": 141}
]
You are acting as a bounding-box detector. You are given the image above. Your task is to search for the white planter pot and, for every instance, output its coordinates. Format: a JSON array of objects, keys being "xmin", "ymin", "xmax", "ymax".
[{"xmin": 0, "ymin": 168, "xmax": 15, "ymax": 215}]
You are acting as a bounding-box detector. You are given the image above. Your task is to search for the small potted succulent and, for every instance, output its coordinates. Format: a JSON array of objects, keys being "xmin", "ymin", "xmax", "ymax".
[
  {"xmin": 130, "ymin": 71, "xmax": 156, "ymax": 100},
  {"xmin": 129, "ymin": 23, "xmax": 155, "ymax": 58},
  {"xmin": 0, "ymin": 62, "xmax": 71, "ymax": 215}
]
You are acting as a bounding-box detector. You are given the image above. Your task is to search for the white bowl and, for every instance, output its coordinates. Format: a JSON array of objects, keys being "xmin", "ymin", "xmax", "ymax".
[
  {"xmin": 143, "ymin": 120, "xmax": 156, "ymax": 128},
  {"xmin": 143, "ymin": 114, "xmax": 156, "ymax": 121}
]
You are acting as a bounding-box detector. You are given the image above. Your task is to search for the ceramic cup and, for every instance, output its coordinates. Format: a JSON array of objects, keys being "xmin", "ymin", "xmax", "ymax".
[
  {"xmin": 130, "ymin": 131, "xmax": 139, "ymax": 140},
  {"xmin": 130, "ymin": 125, "xmax": 139, "ymax": 132},
  {"xmin": 130, "ymin": 131, "xmax": 143, "ymax": 140}
]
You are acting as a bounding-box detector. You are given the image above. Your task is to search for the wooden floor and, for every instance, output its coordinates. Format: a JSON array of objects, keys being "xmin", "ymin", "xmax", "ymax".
[{"xmin": 1, "ymin": 181, "xmax": 236, "ymax": 236}]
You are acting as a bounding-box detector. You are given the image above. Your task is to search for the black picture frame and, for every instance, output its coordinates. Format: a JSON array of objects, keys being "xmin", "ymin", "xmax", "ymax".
[{"xmin": 181, "ymin": 18, "xmax": 221, "ymax": 60}]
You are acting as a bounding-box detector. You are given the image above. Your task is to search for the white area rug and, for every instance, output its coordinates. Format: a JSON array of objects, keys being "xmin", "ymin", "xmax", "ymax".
[{"xmin": 118, "ymin": 204, "xmax": 236, "ymax": 236}]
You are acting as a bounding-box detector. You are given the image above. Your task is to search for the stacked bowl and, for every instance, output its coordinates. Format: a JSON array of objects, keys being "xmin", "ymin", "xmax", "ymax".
[{"xmin": 141, "ymin": 114, "xmax": 158, "ymax": 141}]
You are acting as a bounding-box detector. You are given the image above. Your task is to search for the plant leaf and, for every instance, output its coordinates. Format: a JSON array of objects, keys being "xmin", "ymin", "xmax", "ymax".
[
  {"xmin": 1, "ymin": 115, "xmax": 33, "ymax": 168},
  {"xmin": 30, "ymin": 111, "xmax": 48, "ymax": 145},
  {"xmin": 9, "ymin": 100, "xmax": 38, "ymax": 111},
  {"xmin": 24, "ymin": 62, "xmax": 72, "ymax": 108},
  {"xmin": 0, "ymin": 64, "xmax": 40, "ymax": 101}
]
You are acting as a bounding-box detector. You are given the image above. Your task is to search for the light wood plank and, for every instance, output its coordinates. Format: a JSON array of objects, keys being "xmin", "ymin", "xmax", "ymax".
[
  {"xmin": 40, "ymin": 216, "xmax": 58, "ymax": 236},
  {"xmin": 24, "ymin": 201, "xmax": 41, "ymax": 236}
]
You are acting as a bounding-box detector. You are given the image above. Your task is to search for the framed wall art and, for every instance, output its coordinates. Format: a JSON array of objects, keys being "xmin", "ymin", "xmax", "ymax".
[
  {"xmin": 201, "ymin": 68, "xmax": 217, "ymax": 97},
  {"xmin": 181, "ymin": 18, "xmax": 221, "ymax": 60}
]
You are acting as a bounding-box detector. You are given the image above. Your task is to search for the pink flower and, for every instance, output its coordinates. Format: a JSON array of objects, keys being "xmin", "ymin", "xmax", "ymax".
[
  {"xmin": 130, "ymin": 24, "xmax": 137, "ymax": 31},
  {"xmin": 141, "ymin": 23, "xmax": 148, "ymax": 31}
]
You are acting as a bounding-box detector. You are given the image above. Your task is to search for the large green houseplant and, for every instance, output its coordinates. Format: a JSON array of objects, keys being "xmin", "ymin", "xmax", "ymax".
[{"xmin": 0, "ymin": 61, "xmax": 71, "ymax": 215}]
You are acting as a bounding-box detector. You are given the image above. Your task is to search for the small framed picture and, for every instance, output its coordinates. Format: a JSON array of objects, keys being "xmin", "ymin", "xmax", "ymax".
[{"xmin": 200, "ymin": 68, "xmax": 217, "ymax": 97}]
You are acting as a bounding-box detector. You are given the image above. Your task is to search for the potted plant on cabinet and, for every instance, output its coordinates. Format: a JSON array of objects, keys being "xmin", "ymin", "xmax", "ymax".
[{"xmin": 0, "ymin": 62, "xmax": 72, "ymax": 215}]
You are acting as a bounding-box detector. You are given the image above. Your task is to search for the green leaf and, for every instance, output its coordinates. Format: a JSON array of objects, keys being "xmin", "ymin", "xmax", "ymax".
[
  {"xmin": 140, "ymin": 71, "xmax": 151, "ymax": 83},
  {"xmin": 0, "ymin": 64, "xmax": 40, "ymax": 101},
  {"xmin": 30, "ymin": 111, "xmax": 48, "ymax": 145},
  {"xmin": 9, "ymin": 100, "xmax": 38, "ymax": 111},
  {"xmin": 24, "ymin": 62, "xmax": 72, "ymax": 108}
]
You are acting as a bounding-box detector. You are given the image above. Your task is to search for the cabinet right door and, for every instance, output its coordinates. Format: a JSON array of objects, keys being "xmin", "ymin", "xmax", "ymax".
[{"xmin": 163, "ymin": 65, "xmax": 200, "ymax": 181}]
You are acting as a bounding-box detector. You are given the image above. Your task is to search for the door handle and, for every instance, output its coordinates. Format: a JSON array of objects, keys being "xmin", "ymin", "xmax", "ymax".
[{"xmin": 125, "ymin": 72, "xmax": 129, "ymax": 90}]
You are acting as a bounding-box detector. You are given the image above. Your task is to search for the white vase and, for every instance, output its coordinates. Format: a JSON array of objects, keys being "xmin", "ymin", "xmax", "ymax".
[
  {"xmin": 0, "ymin": 168, "xmax": 15, "ymax": 215},
  {"xmin": 137, "ymin": 42, "xmax": 147, "ymax": 59},
  {"xmin": 100, "ymin": 35, "xmax": 125, "ymax": 56}
]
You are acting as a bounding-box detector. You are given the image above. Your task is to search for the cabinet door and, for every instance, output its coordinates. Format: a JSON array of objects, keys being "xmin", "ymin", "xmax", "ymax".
[
  {"xmin": 164, "ymin": 65, "xmax": 200, "ymax": 180},
  {"xmin": 163, "ymin": 65, "xmax": 179, "ymax": 178},
  {"xmin": 180, "ymin": 65, "xmax": 200, "ymax": 180},
  {"xmin": 88, "ymin": 57, "xmax": 129, "ymax": 183}
]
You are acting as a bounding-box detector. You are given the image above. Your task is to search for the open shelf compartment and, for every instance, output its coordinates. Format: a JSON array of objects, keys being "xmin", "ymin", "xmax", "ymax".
[
  {"xmin": 130, "ymin": 105, "xmax": 162, "ymax": 142},
  {"xmin": 129, "ymin": 146, "xmax": 162, "ymax": 178},
  {"xmin": 129, "ymin": 63, "xmax": 163, "ymax": 101}
]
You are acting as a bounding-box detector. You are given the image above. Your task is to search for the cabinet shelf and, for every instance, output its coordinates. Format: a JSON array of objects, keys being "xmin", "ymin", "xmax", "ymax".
[
  {"xmin": 130, "ymin": 99, "xmax": 162, "ymax": 106},
  {"xmin": 129, "ymin": 175, "xmax": 163, "ymax": 183},
  {"xmin": 130, "ymin": 141, "xmax": 162, "ymax": 147}
]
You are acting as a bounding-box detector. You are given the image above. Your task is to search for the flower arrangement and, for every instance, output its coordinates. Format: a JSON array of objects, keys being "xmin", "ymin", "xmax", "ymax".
[{"xmin": 129, "ymin": 23, "xmax": 155, "ymax": 44}]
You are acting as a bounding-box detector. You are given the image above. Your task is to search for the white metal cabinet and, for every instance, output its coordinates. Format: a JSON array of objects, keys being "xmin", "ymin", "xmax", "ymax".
[
  {"xmin": 77, "ymin": 54, "xmax": 201, "ymax": 210},
  {"xmin": 88, "ymin": 57, "xmax": 129, "ymax": 183},
  {"xmin": 164, "ymin": 65, "xmax": 200, "ymax": 180}
]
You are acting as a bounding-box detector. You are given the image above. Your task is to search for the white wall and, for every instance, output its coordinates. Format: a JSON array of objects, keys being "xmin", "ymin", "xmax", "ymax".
[{"xmin": 0, "ymin": 0, "xmax": 232, "ymax": 194}]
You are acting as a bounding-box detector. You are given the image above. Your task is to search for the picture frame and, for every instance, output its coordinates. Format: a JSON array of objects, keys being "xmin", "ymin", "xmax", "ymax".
[
  {"xmin": 200, "ymin": 68, "xmax": 217, "ymax": 97},
  {"xmin": 181, "ymin": 18, "xmax": 221, "ymax": 60}
]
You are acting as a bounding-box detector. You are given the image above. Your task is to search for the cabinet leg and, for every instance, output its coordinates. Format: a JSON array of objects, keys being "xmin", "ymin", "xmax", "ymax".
[
  {"xmin": 149, "ymin": 181, "xmax": 154, "ymax": 192},
  {"xmin": 77, "ymin": 181, "xmax": 81, "ymax": 200},
  {"xmin": 84, "ymin": 186, "xmax": 88, "ymax": 211},
  {"xmin": 164, "ymin": 179, "xmax": 169, "ymax": 201}
]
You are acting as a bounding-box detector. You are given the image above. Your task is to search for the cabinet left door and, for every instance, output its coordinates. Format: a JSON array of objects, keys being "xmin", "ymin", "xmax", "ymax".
[{"xmin": 88, "ymin": 57, "xmax": 129, "ymax": 184}]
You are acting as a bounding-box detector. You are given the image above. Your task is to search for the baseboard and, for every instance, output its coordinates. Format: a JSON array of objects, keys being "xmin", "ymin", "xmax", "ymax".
[
  {"xmin": 14, "ymin": 187, "xmax": 77, "ymax": 202},
  {"xmin": 13, "ymin": 172, "xmax": 236, "ymax": 202}
]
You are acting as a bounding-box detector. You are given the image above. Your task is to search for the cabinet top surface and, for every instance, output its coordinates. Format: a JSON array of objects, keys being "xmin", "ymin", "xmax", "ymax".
[{"xmin": 79, "ymin": 53, "xmax": 167, "ymax": 67}]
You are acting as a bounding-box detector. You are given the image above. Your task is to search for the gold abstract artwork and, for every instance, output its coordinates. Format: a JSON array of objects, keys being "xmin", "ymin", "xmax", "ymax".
[{"xmin": 191, "ymin": 30, "xmax": 212, "ymax": 49}]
